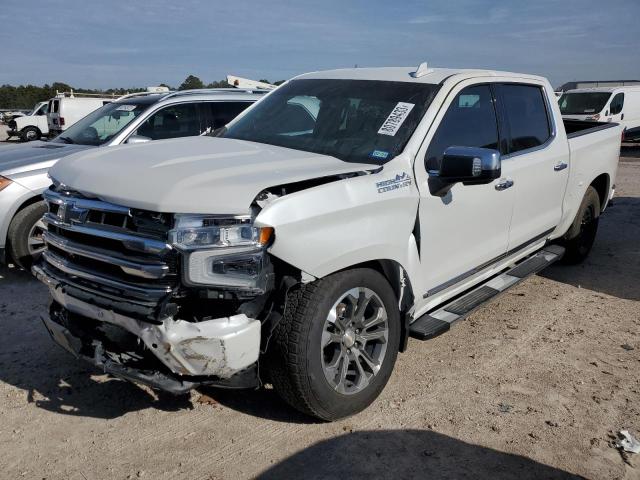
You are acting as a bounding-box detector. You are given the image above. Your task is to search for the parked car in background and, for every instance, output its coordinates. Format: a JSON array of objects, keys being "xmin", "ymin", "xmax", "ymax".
[
  {"xmin": 6, "ymin": 101, "xmax": 50, "ymax": 141},
  {"xmin": 559, "ymin": 86, "xmax": 640, "ymax": 141},
  {"xmin": 47, "ymin": 91, "xmax": 116, "ymax": 136},
  {"xmin": 0, "ymin": 88, "xmax": 265, "ymax": 267},
  {"xmin": 34, "ymin": 65, "xmax": 621, "ymax": 421}
]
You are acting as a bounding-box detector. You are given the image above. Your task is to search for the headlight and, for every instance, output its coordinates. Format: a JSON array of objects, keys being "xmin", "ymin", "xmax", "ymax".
[
  {"xmin": 0, "ymin": 176, "xmax": 13, "ymax": 192},
  {"xmin": 170, "ymin": 215, "xmax": 274, "ymax": 291}
]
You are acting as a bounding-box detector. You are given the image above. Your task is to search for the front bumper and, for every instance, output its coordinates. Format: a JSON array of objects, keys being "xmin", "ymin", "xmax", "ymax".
[{"xmin": 34, "ymin": 264, "xmax": 262, "ymax": 392}]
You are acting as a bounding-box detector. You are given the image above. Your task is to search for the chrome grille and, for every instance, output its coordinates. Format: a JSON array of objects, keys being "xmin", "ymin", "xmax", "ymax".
[{"xmin": 40, "ymin": 189, "xmax": 177, "ymax": 307}]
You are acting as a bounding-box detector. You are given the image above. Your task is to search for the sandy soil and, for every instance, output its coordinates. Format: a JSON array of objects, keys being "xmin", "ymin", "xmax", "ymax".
[{"xmin": 0, "ymin": 145, "xmax": 638, "ymax": 480}]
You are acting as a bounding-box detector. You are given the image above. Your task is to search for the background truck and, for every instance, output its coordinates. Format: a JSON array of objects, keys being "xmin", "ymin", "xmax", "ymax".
[
  {"xmin": 6, "ymin": 101, "xmax": 49, "ymax": 141},
  {"xmin": 47, "ymin": 91, "xmax": 116, "ymax": 136},
  {"xmin": 35, "ymin": 64, "xmax": 621, "ymax": 421},
  {"xmin": 0, "ymin": 88, "xmax": 264, "ymax": 268},
  {"xmin": 559, "ymin": 86, "xmax": 640, "ymax": 141}
]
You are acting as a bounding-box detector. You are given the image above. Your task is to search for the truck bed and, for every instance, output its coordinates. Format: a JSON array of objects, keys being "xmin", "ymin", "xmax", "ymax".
[{"xmin": 563, "ymin": 119, "xmax": 619, "ymax": 139}]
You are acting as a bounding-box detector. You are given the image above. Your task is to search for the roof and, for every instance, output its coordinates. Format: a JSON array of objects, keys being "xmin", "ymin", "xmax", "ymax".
[
  {"xmin": 557, "ymin": 80, "xmax": 640, "ymax": 91},
  {"xmin": 295, "ymin": 66, "xmax": 547, "ymax": 85},
  {"xmin": 114, "ymin": 89, "xmax": 264, "ymax": 105},
  {"xmin": 564, "ymin": 86, "xmax": 640, "ymax": 94}
]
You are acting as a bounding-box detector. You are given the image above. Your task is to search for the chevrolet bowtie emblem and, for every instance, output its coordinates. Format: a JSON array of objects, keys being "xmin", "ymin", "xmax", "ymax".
[{"xmin": 57, "ymin": 201, "xmax": 88, "ymax": 224}]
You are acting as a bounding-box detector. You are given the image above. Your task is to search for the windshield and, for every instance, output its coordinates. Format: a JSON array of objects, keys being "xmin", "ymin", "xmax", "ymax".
[
  {"xmin": 220, "ymin": 79, "xmax": 440, "ymax": 164},
  {"xmin": 29, "ymin": 103, "xmax": 48, "ymax": 116},
  {"xmin": 51, "ymin": 102, "xmax": 149, "ymax": 146},
  {"xmin": 559, "ymin": 92, "xmax": 612, "ymax": 115}
]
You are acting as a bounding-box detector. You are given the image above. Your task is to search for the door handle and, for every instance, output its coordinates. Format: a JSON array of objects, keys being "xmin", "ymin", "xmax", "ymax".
[
  {"xmin": 495, "ymin": 179, "xmax": 514, "ymax": 191},
  {"xmin": 554, "ymin": 162, "xmax": 568, "ymax": 171}
]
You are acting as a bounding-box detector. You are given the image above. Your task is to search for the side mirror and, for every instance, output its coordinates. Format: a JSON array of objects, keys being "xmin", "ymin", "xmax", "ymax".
[
  {"xmin": 126, "ymin": 134, "xmax": 151, "ymax": 144},
  {"xmin": 428, "ymin": 146, "xmax": 501, "ymax": 197}
]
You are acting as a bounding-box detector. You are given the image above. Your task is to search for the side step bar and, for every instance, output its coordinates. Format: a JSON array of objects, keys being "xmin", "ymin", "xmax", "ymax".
[{"xmin": 409, "ymin": 245, "xmax": 565, "ymax": 340}]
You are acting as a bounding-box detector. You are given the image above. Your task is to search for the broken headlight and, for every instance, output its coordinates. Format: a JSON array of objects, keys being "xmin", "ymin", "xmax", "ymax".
[{"xmin": 170, "ymin": 215, "xmax": 273, "ymax": 290}]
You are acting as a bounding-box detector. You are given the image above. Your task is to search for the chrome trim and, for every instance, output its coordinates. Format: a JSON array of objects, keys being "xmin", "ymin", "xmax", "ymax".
[
  {"xmin": 423, "ymin": 227, "xmax": 555, "ymax": 298},
  {"xmin": 44, "ymin": 231, "xmax": 169, "ymax": 280},
  {"xmin": 44, "ymin": 189, "xmax": 131, "ymax": 216},
  {"xmin": 494, "ymin": 179, "xmax": 514, "ymax": 191},
  {"xmin": 43, "ymin": 214, "xmax": 171, "ymax": 256},
  {"xmin": 42, "ymin": 250, "xmax": 172, "ymax": 299},
  {"xmin": 554, "ymin": 162, "xmax": 568, "ymax": 171},
  {"xmin": 32, "ymin": 262, "xmax": 160, "ymax": 307}
]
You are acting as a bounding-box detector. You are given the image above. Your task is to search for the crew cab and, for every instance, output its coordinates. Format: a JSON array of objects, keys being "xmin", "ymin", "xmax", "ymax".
[
  {"xmin": 34, "ymin": 65, "xmax": 621, "ymax": 421},
  {"xmin": 0, "ymin": 88, "xmax": 264, "ymax": 268},
  {"xmin": 6, "ymin": 101, "xmax": 50, "ymax": 142}
]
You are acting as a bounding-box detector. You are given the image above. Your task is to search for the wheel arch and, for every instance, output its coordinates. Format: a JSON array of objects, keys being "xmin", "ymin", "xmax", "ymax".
[{"xmin": 589, "ymin": 173, "xmax": 610, "ymax": 212}]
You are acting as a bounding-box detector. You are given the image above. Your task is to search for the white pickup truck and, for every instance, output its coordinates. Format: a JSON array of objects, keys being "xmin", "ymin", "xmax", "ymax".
[{"xmin": 34, "ymin": 64, "xmax": 621, "ymax": 421}]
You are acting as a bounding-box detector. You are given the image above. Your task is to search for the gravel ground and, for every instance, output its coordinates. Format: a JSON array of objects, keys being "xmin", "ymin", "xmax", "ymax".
[{"xmin": 0, "ymin": 141, "xmax": 638, "ymax": 480}]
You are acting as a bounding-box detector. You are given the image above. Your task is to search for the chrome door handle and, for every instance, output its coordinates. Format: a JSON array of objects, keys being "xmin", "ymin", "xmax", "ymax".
[
  {"xmin": 495, "ymin": 179, "xmax": 514, "ymax": 191},
  {"xmin": 554, "ymin": 162, "xmax": 568, "ymax": 171}
]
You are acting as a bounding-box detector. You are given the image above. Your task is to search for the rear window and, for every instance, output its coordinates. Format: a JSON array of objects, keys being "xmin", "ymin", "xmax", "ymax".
[
  {"xmin": 497, "ymin": 84, "xmax": 551, "ymax": 154},
  {"xmin": 559, "ymin": 92, "xmax": 611, "ymax": 115}
]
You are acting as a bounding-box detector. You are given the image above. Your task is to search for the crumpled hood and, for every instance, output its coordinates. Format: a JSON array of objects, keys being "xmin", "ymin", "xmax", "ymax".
[
  {"xmin": 50, "ymin": 136, "xmax": 378, "ymax": 214},
  {"xmin": 0, "ymin": 141, "xmax": 93, "ymax": 177}
]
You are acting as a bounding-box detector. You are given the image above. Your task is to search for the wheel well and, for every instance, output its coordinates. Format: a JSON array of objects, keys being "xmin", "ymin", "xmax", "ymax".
[
  {"xmin": 335, "ymin": 259, "xmax": 415, "ymax": 352},
  {"xmin": 5, "ymin": 194, "xmax": 44, "ymax": 246},
  {"xmin": 590, "ymin": 173, "xmax": 610, "ymax": 212}
]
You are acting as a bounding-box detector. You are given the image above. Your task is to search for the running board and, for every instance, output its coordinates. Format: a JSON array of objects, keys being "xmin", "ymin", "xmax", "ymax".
[{"xmin": 409, "ymin": 245, "xmax": 565, "ymax": 340}]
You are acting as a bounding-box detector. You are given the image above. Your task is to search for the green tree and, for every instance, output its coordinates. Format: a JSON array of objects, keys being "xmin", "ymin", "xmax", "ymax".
[{"xmin": 178, "ymin": 75, "xmax": 204, "ymax": 90}]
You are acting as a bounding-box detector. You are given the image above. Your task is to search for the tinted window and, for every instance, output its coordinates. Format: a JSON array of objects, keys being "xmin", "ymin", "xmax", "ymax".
[
  {"xmin": 425, "ymin": 85, "xmax": 499, "ymax": 171},
  {"xmin": 498, "ymin": 84, "xmax": 550, "ymax": 153},
  {"xmin": 610, "ymin": 93, "xmax": 624, "ymax": 115},
  {"xmin": 136, "ymin": 103, "xmax": 201, "ymax": 140},
  {"xmin": 222, "ymin": 79, "xmax": 439, "ymax": 165},
  {"xmin": 208, "ymin": 101, "xmax": 252, "ymax": 130}
]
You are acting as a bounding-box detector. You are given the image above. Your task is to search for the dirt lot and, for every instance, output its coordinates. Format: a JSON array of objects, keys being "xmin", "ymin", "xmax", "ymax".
[{"xmin": 0, "ymin": 142, "xmax": 638, "ymax": 480}]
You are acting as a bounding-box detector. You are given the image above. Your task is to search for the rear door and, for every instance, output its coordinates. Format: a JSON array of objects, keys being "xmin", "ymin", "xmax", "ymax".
[
  {"xmin": 608, "ymin": 92, "xmax": 625, "ymax": 125},
  {"xmin": 48, "ymin": 99, "xmax": 60, "ymax": 131},
  {"xmin": 494, "ymin": 83, "xmax": 570, "ymax": 250}
]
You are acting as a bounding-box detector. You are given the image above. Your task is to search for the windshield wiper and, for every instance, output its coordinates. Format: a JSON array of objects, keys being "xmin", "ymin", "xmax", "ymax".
[{"xmin": 58, "ymin": 136, "xmax": 75, "ymax": 144}]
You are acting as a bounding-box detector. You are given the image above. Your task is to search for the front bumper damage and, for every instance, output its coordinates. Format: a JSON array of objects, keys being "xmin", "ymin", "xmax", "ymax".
[{"xmin": 34, "ymin": 264, "xmax": 262, "ymax": 393}]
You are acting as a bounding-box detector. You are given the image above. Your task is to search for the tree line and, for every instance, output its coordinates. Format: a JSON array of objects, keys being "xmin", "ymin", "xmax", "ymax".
[{"xmin": 0, "ymin": 75, "xmax": 285, "ymax": 109}]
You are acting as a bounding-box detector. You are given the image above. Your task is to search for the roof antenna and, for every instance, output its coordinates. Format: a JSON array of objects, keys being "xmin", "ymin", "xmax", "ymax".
[{"xmin": 411, "ymin": 62, "xmax": 431, "ymax": 78}]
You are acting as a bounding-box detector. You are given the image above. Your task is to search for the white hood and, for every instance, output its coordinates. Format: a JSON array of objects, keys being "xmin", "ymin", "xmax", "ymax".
[{"xmin": 50, "ymin": 136, "xmax": 377, "ymax": 214}]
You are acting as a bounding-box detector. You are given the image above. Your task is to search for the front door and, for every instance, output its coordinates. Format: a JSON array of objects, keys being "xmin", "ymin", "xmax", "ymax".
[{"xmin": 413, "ymin": 83, "xmax": 514, "ymax": 299}]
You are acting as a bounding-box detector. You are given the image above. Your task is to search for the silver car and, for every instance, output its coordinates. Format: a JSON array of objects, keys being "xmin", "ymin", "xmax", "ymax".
[{"xmin": 0, "ymin": 88, "xmax": 265, "ymax": 267}]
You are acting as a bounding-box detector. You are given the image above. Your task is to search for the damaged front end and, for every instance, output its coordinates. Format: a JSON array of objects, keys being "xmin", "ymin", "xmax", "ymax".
[{"xmin": 33, "ymin": 187, "xmax": 278, "ymax": 393}]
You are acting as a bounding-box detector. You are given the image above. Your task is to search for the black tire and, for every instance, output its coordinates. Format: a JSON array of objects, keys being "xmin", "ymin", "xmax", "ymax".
[
  {"xmin": 267, "ymin": 268, "xmax": 400, "ymax": 421},
  {"xmin": 561, "ymin": 186, "xmax": 600, "ymax": 264},
  {"xmin": 7, "ymin": 201, "xmax": 48, "ymax": 269},
  {"xmin": 20, "ymin": 126, "xmax": 41, "ymax": 142}
]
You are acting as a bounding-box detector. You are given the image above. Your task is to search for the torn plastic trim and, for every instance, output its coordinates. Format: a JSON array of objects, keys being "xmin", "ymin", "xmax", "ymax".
[{"xmin": 46, "ymin": 282, "xmax": 261, "ymax": 378}]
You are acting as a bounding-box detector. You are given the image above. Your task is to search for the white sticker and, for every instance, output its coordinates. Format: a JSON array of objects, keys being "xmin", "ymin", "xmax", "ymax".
[
  {"xmin": 116, "ymin": 104, "xmax": 136, "ymax": 111},
  {"xmin": 378, "ymin": 102, "xmax": 415, "ymax": 136}
]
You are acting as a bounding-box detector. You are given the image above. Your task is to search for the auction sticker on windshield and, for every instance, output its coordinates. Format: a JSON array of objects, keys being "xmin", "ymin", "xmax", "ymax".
[
  {"xmin": 116, "ymin": 105, "xmax": 137, "ymax": 111},
  {"xmin": 378, "ymin": 102, "xmax": 415, "ymax": 136}
]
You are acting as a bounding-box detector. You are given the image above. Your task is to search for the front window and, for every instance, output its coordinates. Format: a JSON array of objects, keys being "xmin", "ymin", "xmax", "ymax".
[
  {"xmin": 134, "ymin": 103, "xmax": 201, "ymax": 140},
  {"xmin": 559, "ymin": 92, "xmax": 612, "ymax": 115},
  {"xmin": 221, "ymin": 79, "xmax": 440, "ymax": 164},
  {"xmin": 51, "ymin": 102, "xmax": 149, "ymax": 146}
]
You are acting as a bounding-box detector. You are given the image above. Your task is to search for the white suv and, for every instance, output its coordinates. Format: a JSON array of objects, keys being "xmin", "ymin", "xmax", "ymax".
[{"xmin": 0, "ymin": 88, "xmax": 265, "ymax": 267}]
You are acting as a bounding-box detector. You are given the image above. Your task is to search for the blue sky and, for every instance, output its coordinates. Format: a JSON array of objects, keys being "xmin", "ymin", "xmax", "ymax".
[{"xmin": 1, "ymin": 0, "xmax": 638, "ymax": 89}]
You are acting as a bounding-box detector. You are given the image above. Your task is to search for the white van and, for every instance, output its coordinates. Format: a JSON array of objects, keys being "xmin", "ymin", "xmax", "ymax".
[
  {"xmin": 559, "ymin": 86, "xmax": 640, "ymax": 141},
  {"xmin": 47, "ymin": 91, "xmax": 115, "ymax": 136},
  {"xmin": 5, "ymin": 101, "xmax": 49, "ymax": 141}
]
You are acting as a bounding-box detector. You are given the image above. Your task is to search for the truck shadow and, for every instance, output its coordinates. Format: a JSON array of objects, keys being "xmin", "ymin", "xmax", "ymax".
[
  {"xmin": 257, "ymin": 429, "xmax": 582, "ymax": 479},
  {"xmin": 541, "ymin": 196, "xmax": 640, "ymax": 301}
]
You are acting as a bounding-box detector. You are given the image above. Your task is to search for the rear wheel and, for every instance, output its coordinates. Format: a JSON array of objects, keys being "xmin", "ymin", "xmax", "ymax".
[
  {"xmin": 7, "ymin": 201, "xmax": 48, "ymax": 269},
  {"xmin": 268, "ymin": 268, "xmax": 400, "ymax": 421},
  {"xmin": 561, "ymin": 186, "xmax": 600, "ymax": 264},
  {"xmin": 20, "ymin": 126, "xmax": 40, "ymax": 142}
]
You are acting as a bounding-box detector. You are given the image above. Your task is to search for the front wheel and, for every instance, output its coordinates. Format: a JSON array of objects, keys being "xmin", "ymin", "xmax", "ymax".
[
  {"xmin": 20, "ymin": 126, "xmax": 41, "ymax": 142},
  {"xmin": 267, "ymin": 268, "xmax": 400, "ymax": 421},
  {"xmin": 561, "ymin": 186, "xmax": 601, "ymax": 264}
]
